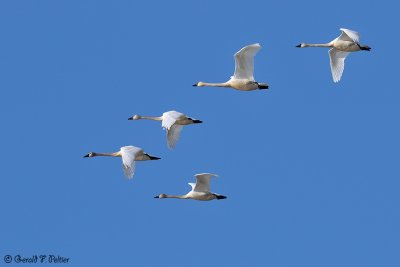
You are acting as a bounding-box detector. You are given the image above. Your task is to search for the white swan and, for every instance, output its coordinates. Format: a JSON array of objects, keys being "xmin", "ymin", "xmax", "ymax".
[
  {"xmin": 154, "ymin": 173, "xmax": 227, "ymax": 201},
  {"xmin": 128, "ymin": 110, "xmax": 202, "ymax": 149},
  {"xmin": 193, "ymin": 43, "xmax": 269, "ymax": 91},
  {"xmin": 296, "ymin": 28, "xmax": 371, "ymax": 82},
  {"xmin": 83, "ymin": 146, "xmax": 160, "ymax": 179}
]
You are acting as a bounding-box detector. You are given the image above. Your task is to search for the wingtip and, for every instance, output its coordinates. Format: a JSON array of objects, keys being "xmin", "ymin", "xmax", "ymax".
[
  {"xmin": 167, "ymin": 143, "xmax": 176, "ymax": 150},
  {"xmin": 195, "ymin": 173, "xmax": 219, "ymax": 177},
  {"xmin": 124, "ymin": 174, "xmax": 134, "ymax": 180}
]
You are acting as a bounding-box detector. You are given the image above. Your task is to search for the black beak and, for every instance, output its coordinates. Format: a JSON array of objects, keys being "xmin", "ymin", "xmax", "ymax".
[
  {"xmin": 149, "ymin": 155, "xmax": 161, "ymax": 160},
  {"xmin": 154, "ymin": 196, "xmax": 160, "ymax": 198},
  {"xmin": 192, "ymin": 83, "xmax": 198, "ymax": 86},
  {"xmin": 296, "ymin": 44, "xmax": 301, "ymax": 47},
  {"xmin": 83, "ymin": 154, "xmax": 90, "ymax": 158},
  {"xmin": 128, "ymin": 117, "xmax": 133, "ymax": 120}
]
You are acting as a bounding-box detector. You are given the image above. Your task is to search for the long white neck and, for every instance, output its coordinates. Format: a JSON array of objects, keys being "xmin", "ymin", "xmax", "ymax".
[
  {"xmin": 93, "ymin": 151, "xmax": 121, "ymax": 157},
  {"xmin": 302, "ymin": 43, "xmax": 332, "ymax": 48},
  {"xmin": 163, "ymin": 194, "xmax": 188, "ymax": 199},
  {"xmin": 197, "ymin": 81, "xmax": 230, "ymax": 87},
  {"xmin": 137, "ymin": 115, "xmax": 163, "ymax": 121}
]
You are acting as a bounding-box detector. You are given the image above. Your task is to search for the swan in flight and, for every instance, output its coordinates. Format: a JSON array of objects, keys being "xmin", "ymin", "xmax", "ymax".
[
  {"xmin": 296, "ymin": 28, "xmax": 371, "ymax": 82},
  {"xmin": 128, "ymin": 110, "xmax": 202, "ymax": 149},
  {"xmin": 83, "ymin": 146, "xmax": 160, "ymax": 179},
  {"xmin": 193, "ymin": 43, "xmax": 269, "ymax": 91},
  {"xmin": 154, "ymin": 173, "xmax": 227, "ymax": 201}
]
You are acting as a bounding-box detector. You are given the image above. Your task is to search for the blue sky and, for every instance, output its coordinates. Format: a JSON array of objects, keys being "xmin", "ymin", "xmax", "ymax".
[{"xmin": 1, "ymin": 0, "xmax": 399, "ymax": 266}]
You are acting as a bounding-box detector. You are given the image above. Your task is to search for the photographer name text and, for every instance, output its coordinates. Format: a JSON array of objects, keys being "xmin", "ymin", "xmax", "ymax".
[{"xmin": 4, "ymin": 254, "xmax": 69, "ymax": 264}]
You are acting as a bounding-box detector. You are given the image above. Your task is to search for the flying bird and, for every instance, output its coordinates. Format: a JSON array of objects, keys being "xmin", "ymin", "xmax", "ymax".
[
  {"xmin": 83, "ymin": 146, "xmax": 160, "ymax": 179},
  {"xmin": 128, "ymin": 110, "xmax": 202, "ymax": 149},
  {"xmin": 296, "ymin": 28, "xmax": 371, "ymax": 82},
  {"xmin": 154, "ymin": 173, "xmax": 227, "ymax": 201},
  {"xmin": 193, "ymin": 43, "xmax": 269, "ymax": 91}
]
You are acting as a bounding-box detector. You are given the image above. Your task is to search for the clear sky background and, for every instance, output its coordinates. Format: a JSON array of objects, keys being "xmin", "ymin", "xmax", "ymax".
[{"xmin": 1, "ymin": 0, "xmax": 399, "ymax": 266}]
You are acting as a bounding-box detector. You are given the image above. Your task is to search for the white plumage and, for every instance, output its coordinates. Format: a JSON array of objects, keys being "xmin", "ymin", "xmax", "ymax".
[
  {"xmin": 297, "ymin": 28, "xmax": 371, "ymax": 82},
  {"xmin": 129, "ymin": 110, "xmax": 202, "ymax": 149},
  {"xmin": 155, "ymin": 173, "xmax": 226, "ymax": 201},
  {"xmin": 83, "ymin": 145, "xmax": 160, "ymax": 179},
  {"xmin": 233, "ymin": 43, "xmax": 262, "ymax": 81},
  {"xmin": 193, "ymin": 43, "xmax": 269, "ymax": 91}
]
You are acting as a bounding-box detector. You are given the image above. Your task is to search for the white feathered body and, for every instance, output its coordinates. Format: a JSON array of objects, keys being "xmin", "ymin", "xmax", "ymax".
[
  {"xmin": 185, "ymin": 191, "xmax": 220, "ymax": 201},
  {"xmin": 227, "ymin": 78, "xmax": 259, "ymax": 91},
  {"xmin": 332, "ymin": 39, "xmax": 361, "ymax": 52},
  {"xmin": 194, "ymin": 43, "xmax": 268, "ymax": 91},
  {"xmin": 161, "ymin": 111, "xmax": 201, "ymax": 149}
]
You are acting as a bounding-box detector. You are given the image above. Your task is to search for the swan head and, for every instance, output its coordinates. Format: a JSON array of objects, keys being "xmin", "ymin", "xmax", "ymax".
[
  {"xmin": 193, "ymin": 82, "xmax": 205, "ymax": 87},
  {"xmin": 83, "ymin": 152, "xmax": 95, "ymax": 158},
  {"xmin": 154, "ymin": 193, "xmax": 167, "ymax": 199},
  {"xmin": 128, "ymin": 115, "xmax": 141, "ymax": 120},
  {"xmin": 296, "ymin": 43, "xmax": 306, "ymax": 48}
]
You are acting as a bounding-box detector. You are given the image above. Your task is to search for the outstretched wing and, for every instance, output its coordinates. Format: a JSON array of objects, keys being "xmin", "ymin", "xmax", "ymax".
[
  {"xmin": 162, "ymin": 111, "xmax": 184, "ymax": 130},
  {"xmin": 233, "ymin": 43, "xmax": 261, "ymax": 81},
  {"xmin": 193, "ymin": 173, "xmax": 218, "ymax": 192},
  {"xmin": 338, "ymin": 28, "xmax": 360, "ymax": 43},
  {"xmin": 329, "ymin": 48, "xmax": 350, "ymax": 83},
  {"xmin": 166, "ymin": 124, "xmax": 183, "ymax": 149},
  {"xmin": 188, "ymin": 183, "xmax": 196, "ymax": 191},
  {"xmin": 120, "ymin": 146, "xmax": 142, "ymax": 179},
  {"xmin": 162, "ymin": 111, "xmax": 186, "ymax": 149}
]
